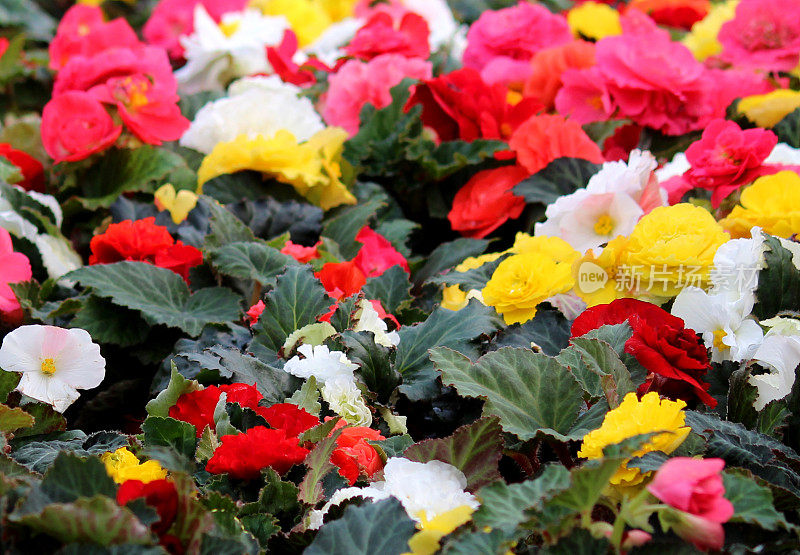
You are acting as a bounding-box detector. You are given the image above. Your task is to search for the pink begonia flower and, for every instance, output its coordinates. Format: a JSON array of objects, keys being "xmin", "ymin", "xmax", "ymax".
[
  {"xmin": 462, "ymin": 2, "xmax": 572, "ymax": 88},
  {"xmin": 718, "ymin": 0, "xmax": 800, "ymax": 73},
  {"xmin": 322, "ymin": 54, "xmax": 432, "ymax": 136},
  {"xmin": 684, "ymin": 119, "xmax": 778, "ymax": 207},
  {"xmin": 352, "ymin": 227, "xmax": 410, "ymax": 278},
  {"xmin": 648, "ymin": 457, "xmax": 734, "ymax": 551},
  {"xmin": 41, "ymin": 91, "xmax": 122, "ymax": 163},
  {"xmin": 0, "ymin": 228, "xmax": 32, "ymax": 325}
]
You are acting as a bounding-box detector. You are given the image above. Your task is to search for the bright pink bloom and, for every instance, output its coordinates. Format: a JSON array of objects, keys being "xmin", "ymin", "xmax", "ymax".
[
  {"xmin": 684, "ymin": 119, "xmax": 777, "ymax": 206},
  {"xmin": 280, "ymin": 240, "xmax": 320, "ymax": 263},
  {"xmin": 0, "ymin": 228, "xmax": 32, "ymax": 326},
  {"xmin": 462, "ymin": 2, "xmax": 572, "ymax": 88},
  {"xmin": 648, "ymin": 457, "xmax": 734, "ymax": 551},
  {"xmin": 246, "ymin": 300, "xmax": 265, "ymax": 326},
  {"xmin": 352, "ymin": 227, "xmax": 409, "ymax": 278},
  {"xmin": 322, "ymin": 54, "xmax": 432, "ymax": 136},
  {"xmin": 345, "ymin": 11, "xmax": 430, "ymax": 61},
  {"xmin": 0, "ymin": 38, "xmax": 8, "ymax": 59},
  {"xmin": 41, "ymin": 91, "xmax": 122, "ymax": 163},
  {"xmin": 718, "ymin": 0, "xmax": 800, "ymax": 73},
  {"xmin": 48, "ymin": 5, "xmax": 141, "ymax": 71},
  {"xmin": 555, "ymin": 67, "xmax": 614, "ymax": 125}
]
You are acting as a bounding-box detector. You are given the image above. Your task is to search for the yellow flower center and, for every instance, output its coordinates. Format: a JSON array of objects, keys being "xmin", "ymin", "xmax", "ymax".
[
  {"xmin": 712, "ymin": 329, "xmax": 728, "ymax": 351},
  {"xmin": 594, "ymin": 213, "xmax": 615, "ymax": 235},
  {"xmin": 40, "ymin": 358, "xmax": 56, "ymax": 376},
  {"xmin": 219, "ymin": 20, "xmax": 241, "ymax": 37}
]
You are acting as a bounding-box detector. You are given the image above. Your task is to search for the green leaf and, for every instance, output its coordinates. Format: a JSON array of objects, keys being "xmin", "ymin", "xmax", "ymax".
[
  {"xmin": 374, "ymin": 219, "xmax": 418, "ymax": 258},
  {"xmin": 241, "ymin": 468, "xmax": 300, "ymax": 517},
  {"xmin": 213, "ymin": 394, "xmax": 239, "ymax": 437},
  {"xmin": 10, "ymin": 431, "xmax": 127, "ymax": 474},
  {"xmin": 369, "ymin": 435, "xmax": 414, "ymax": 459},
  {"xmin": 473, "ymin": 464, "xmax": 571, "ymax": 535},
  {"xmin": 39, "ymin": 452, "xmax": 117, "ymax": 503},
  {"xmin": 206, "ymin": 347, "xmax": 299, "ymax": 403},
  {"xmin": 208, "ymin": 241, "xmax": 296, "ymax": 287},
  {"xmin": 773, "ymin": 107, "xmax": 800, "ymax": 148},
  {"xmin": 403, "ymin": 417, "xmax": 503, "ymax": 491},
  {"xmin": 415, "ymin": 238, "xmax": 490, "ymax": 286},
  {"xmin": 0, "ymin": 157, "xmax": 22, "ymax": 184},
  {"xmin": 73, "ymin": 146, "xmax": 187, "ymax": 209},
  {"xmin": 283, "ymin": 322, "xmax": 337, "ymax": 356},
  {"xmin": 556, "ymin": 336, "xmax": 634, "ymax": 406},
  {"xmin": 724, "ymin": 469, "xmax": 791, "ymax": 531},
  {"xmin": 408, "ymin": 139, "xmax": 507, "ymax": 181},
  {"xmin": 12, "ymin": 496, "xmax": 152, "ymax": 546},
  {"xmin": 754, "ymin": 235, "xmax": 800, "ymax": 319},
  {"xmin": 304, "ymin": 498, "xmax": 416, "ymax": 555},
  {"xmin": 428, "ymin": 256, "xmax": 506, "ymax": 290},
  {"xmin": 146, "ymin": 362, "xmax": 201, "ymax": 417},
  {"xmin": 67, "ymin": 262, "xmax": 241, "ymax": 337},
  {"xmin": 0, "ymin": 403, "xmax": 34, "ymax": 432},
  {"xmin": 0, "ymin": 181, "xmax": 57, "ymax": 226},
  {"xmin": 251, "ymin": 265, "xmax": 332, "ymax": 363},
  {"xmin": 299, "ymin": 417, "xmax": 341, "ymax": 444},
  {"xmin": 542, "ymin": 528, "xmax": 612, "ymax": 554},
  {"xmin": 142, "ymin": 416, "xmax": 197, "ymax": 458},
  {"xmin": 513, "ymin": 157, "xmax": 601, "ymax": 206},
  {"xmin": 14, "ymin": 402, "xmax": 67, "ymax": 438},
  {"xmin": 490, "ymin": 308, "xmax": 571, "ymax": 356},
  {"xmin": 441, "ymin": 529, "xmax": 510, "ymax": 555},
  {"xmin": 342, "ymin": 331, "xmax": 399, "ymax": 403},
  {"xmin": 201, "ymin": 196, "xmax": 257, "ymax": 249},
  {"xmin": 287, "ymin": 375, "xmax": 321, "ymax": 416},
  {"xmin": 299, "ymin": 430, "xmax": 343, "ymax": 505},
  {"xmin": 321, "ymin": 198, "xmax": 384, "ymax": 259},
  {"xmin": 71, "ymin": 296, "xmax": 150, "ymax": 347},
  {"xmin": 0, "ymin": 368, "xmax": 20, "ymax": 402},
  {"xmin": 432, "ymin": 347, "xmax": 584, "ymax": 441},
  {"xmin": 362, "ymin": 265, "xmax": 413, "ymax": 314},
  {"xmin": 196, "ymin": 426, "xmax": 219, "ymax": 463},
  {"xmin": 395, "ymin": 300, "xmax": 501, "ymax": 401},
  {"xmin": 0, "ymin": 0, "xmax": 55, "ymax": 40}
]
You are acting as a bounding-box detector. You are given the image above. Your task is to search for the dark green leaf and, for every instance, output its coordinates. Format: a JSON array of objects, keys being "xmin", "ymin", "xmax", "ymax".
[
  {"xmin": 142, "ymin": 416, "xmax": 197, "ymax": 458},
  {"xmin": 773, "ymin": 107, "xmax": 800, "ymax": 148},
  {"xmin": 299, "ymin": 431, "xmax": 342, "ymax": 505},
  {"xmin": 754, "ymin": 235, "xmax": 800, "ymax": 319},
  {"xmin": 146, "ymin": 362, "xmax": 201, "ymax": 417},
  {"xmin": 489, "ymin": 308, "xmax": 571, "ymax": 356},
  {"xmin": 362, "ymin": 265, "xmax": 413, "ymax": 314},
  {"xmin": 415, "ymin": 238, "xmax": 490, "ymax": 287},
  {"xmin": 71, "ymin": 296, "xmax": 150, "ymax": 347},
  {"xmin": 724, "ymin": 469, "xmax": 791, "ymax": 531},
  {"xmin": 513, "ymin": 157, "xmax": 601, "ymax": 206},
  {"xmin": 208, "ymin": 241, "xmax": 296, "ymax": 287},
  {"xmin": 321, "ymin": 198, "xmax": 384, "ymax": 259},
  {"xmin": 343, "ymin": 331, "xmax": 399, "ymax": 403}
]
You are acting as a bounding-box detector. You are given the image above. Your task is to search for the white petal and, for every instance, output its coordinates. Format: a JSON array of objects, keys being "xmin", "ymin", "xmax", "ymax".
[{"xmin": 0, "ymin": 325, "xmax": 46, "ymax": 374}]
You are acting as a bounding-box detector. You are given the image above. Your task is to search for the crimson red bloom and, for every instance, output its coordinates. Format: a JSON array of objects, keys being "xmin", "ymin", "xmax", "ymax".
[
  {"xmin": 266, "ymin": 31, "xmax": 319, "ymax": 87},
  {"xmin": 571, "ymin": 298, "xmax": 715, "ymax": 408},
  {"xmin": 89, "ymin": 218, "xmax": 202, "ymax": 282},
  {"xmin": 206, "ymin": 426, "xmax": 310, "ymax": 479},
  {"xmin": 169, "ymin": 383, "xmax": 263, "ymax": 437},
  {"xmin": 246, "ymin": 300, "xmax": 265, "ymax": 326},
  {"xmin": 117, "ymin": 479, "xmax": 178, "ymax": 536},
  {"xmin": 0, "ymin": 38, "xmax": 8, "ymax": 59},
  {"xmin": 407, "ymin": 68, "xmax": 542, "ymax": 144},
  {"xmin": 508, "ymin": 114, "xmax": 603, "ymax": 175},
  {"xmin": 0, "ymin": 144, "xmax": 44, "ymax": 192},
  {"xmin": 316, "ymin": 261, "xmax": 367, "ymax": 300},
  {"xmin": 602, "ymin": 124, "xmax": 643, "ymax": 162},
  {"xmin": 353, "ymin": 227, "xmax": 409, "ymax": 278},
  {"xmin": 328, "ymin": 419, "xmax": 385, "ymax": 485},
  {"xmin": 346, "ymin": 11, "xmax": 430, "ymax": 61},
  {"xmin": 448, "ymin": 165, "xmax": 528, "ymax": 239},
  {"xmin": 41, "ymin": 91, "xmax": 122, "ymax": 163},
  {"xmin": 281, "ymin": 240, "xmax": 320, "ymax": 263},
  {"xmin": 684, "ymin": 119, "xmax": 778, "ymax": 207},
  {"xmin": 257, "ymin": 403, "xmax": 320, "ymax": 438},
  {"xmin": 48, "ymin": 5, "xmax": 141, "ymax": 70},
  {"xmin": 626, "ymin": 0, "xmax": 710, "ymax": 30}
]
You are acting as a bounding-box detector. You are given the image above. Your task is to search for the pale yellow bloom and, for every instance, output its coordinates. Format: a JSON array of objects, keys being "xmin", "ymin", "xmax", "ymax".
[
  {"xmin": 682, "ymin": 0, "xmax": 738, "ymax": 61},
  {"xmin": 404, "ymin": 505, "xmax": 476, "ymax": 555},
  {"xmin": 248, "ymin": 0, "xmax": 331, "ymax": 46},
  {"xmin": 738, "ymin": 89, "xmax": 800, "ymax": 128},
  {"xmin": 567, "ymin": 2, "xmax": 622, "ymax": 41},
  {"xmin": 101, "ymin": 447, "xmax": 167, "ymax": 484},
  {"xmin": 154, "ymin": 184, "xmax": 198, "ymax": 224}
]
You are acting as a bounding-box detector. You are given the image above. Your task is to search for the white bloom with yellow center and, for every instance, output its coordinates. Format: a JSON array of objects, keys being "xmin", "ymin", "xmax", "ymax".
[
  {"xmin": 0, "ymin": 325, "xmax": 105, "ymax": 412},
  {"xmin": 175, "ymin": 6, "xmax": 289, "ymax": 94}
]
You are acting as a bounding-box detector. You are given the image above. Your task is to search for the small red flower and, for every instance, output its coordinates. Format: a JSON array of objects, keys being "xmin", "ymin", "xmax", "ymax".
[
  {"xmin": 571, "ymin": 298, "xmax": 715, "ymax": 408},
  {"xmin": 169, "ymin": 383, "xmax": 263, "ymax": 437},
  {"xmin": 316, "ymin": 260, "xmax": 367, "ymax": 300},
  {"xmin": 246, "ymin": 300, "xmax": 265, "ymax": 326},
  {"xmin": 346, "ymin": 11, "xmax": 430, "ymax": 61},
  {"xmin": 117, "ymin": 479, "xmax": 178, "ymax": 536},
  {"xmin": 280, "ymin": 240, "xmax": 320, "ymax": 264},
  {"xmin": 257, "ymin": 403, "xmax": 320, "ymax": 438},
  {"xmin": 153, "ymin": 242, "xmax": 204, "ymax": 283},
  {"xmin": 329, "ymin": 419, "xmax": 385, "ymax": 485},
  {"xmin": 206, "ymin": 426, "xmax": 310, "ymax": 479},
  {"xmin": 0, "ymin": 144, "xmax": 45, "ymax": 192},
  {"xmin": 352, "ymin": 227, "xmax": 409, "ymax": 278}
]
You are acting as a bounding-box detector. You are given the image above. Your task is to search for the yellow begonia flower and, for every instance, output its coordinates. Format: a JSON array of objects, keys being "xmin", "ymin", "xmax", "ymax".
[
  {"xmin": 154, "ymin": 184, "xmax": 198, "ymax": 224},
  {"xmin": 719, "ymin": 171, "xmax": 800, "ymax": 239},
  {"xmin": 573, "ymin": 235, "xmax": 632, "ymax": 307},
  {"xmin": 248, "ymin": 0, "xmax": 331, "ymax": 46},
  {"xmin": 567, "ymin": 1, "xmax": 622, "ymax": 40},
  {"xmin": 101, "ymin": 447, "xmax": 168, "ymax": 484},
  {"xmin": 318, "ymin": 0, "xmax": 359, "ymax": 22},
  {"xmin": 682, "ymin": 0, "xmax": 738, "ymax": 61},
  {"xmin": 738, "ymin": 89, "xmax": 800, "ymax": 128},
  {"xmin": 404, "ymin": 505, "xmax": 476, "ymax": 555},
  {"xmin": 578, "ymin": 392, "xmax": 690, "ymax": 487},
  {"xmin": 509, "ymin": 233, "xmax": 581, "ymax": 264},
  {"xmin": 441, "ymin": 252, "xmax": 505, "ymax": 311},
  {"xmin": 197, "ymin": 128, "xmax": 356, "ymax": 211},
  {"xmin": 621, "ymin": 204, "xmax": 729, "ymax": 299}
]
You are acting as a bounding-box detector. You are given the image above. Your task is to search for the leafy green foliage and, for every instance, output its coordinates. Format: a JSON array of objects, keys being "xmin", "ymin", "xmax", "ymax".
[
  {"xmin": 304, "ymin": 498, "xmax": 416, "ymax": 555},
  {"xmin": 146, "ymin": 362, "xmax": 201, "ymax": 417},
  {"xmin": 142, "ymin": 416, "xmax": 197, "ymax": 458},
  {"xmin": 773, "ymin": 107, "xmax": 800, "ymax": 148},
  {"xmin": 321, "ymin": 198, "xmax": 384, "ymax": 259},
  {"xmin": 208, "ymin": 241, "xmax": 296, "ymax": 287},
  {"xmin": 299, "ymin": 431, "xmax": 343, "ymax": 505},
  {"xmin": 415, "ymin": 238, "xmax": 490, "ymax": 286},
  {"xmin": 362, "ymin": 265, "xmax": 413, "ymax": 314},
  {"xmin": 70, "ymin": 297, "xmax": 150, "ymax": 347},
  {"xmin": 10, "ymin": 431, "xmax": 127, "ymax": 474},
  {"xmin": 557, "ymin": 336, "xmax": 634, "ymax": 406},
  {"xmin": 513, "ymin": 157, "xmax": 602, "ymax": 206},
  {"xmin": 343, "ymin": 331, "xmax": 399, "ymax": 402},
  {"xmin": 754, "ymin": 235, "xmax": 800, "ymax": 320},
  {"xmin": 489, "ymin": 308, "xmax": 571, "ymax": 356},
  {"xmin": 67, "ymin": 262, "xmax": 241, "ymax": 336},
  {"xmin": 432, "ymin": 347, "xmax": 584, "ymax": 440},
  {"xmin": 724, "ymin": 470, "xmax": 791, "ymax": 531}
]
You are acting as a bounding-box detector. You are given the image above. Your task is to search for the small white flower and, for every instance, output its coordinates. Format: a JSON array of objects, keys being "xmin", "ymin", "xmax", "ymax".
[
  {"xmin": 304, "ymin": 18, "xmax": 362, "ymax": 67},
  {"xmin": 672, "ymin": 287, "xmax": 763, "ymax": 363},
  {"xmin": 180, "ymin": 75, "xmax": 324, "ymax": 154},
  {"xmin": 175, "ymin": 6, "xmax": 289, "ymax": 94},
  {"xmin": 321, "ymin": 375, "xmax": 372, "ymax": 427},
  {"xmin": 749, "ymin": 329, "xmax": 800, "ymax": 410},
  {"xmin": 283, "ymin": 343, "xmax": 357, "ymax": 384},
  {"xmin": 709, "ymin": 227, "xmax": 767, "ymax": 306},
  {"xmin": 655, "ymin": 152, "xmax": 690, "ymax": 182},
  {"xmin": 765, "ymin": 143, "xmax": 800, "ymax": 165},
  {"xmin": 353, "ymin": 299, "xmax": 399, "ymax": 348},
  {"xmin": 308, "ymin": 457, "xmax": 479, "ymax": 528},
  {"xmin": 0, "ymin": 325, "xmax": 105, "ymax": 412},
  {"xmin": 401, "ymin": 0, "xmax": 461, "ymax": 51}
]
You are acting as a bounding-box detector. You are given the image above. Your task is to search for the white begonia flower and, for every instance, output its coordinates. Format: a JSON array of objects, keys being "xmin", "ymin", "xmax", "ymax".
[
  {"xmin": 401, "ymin": 0, "xmax": 462, "ymax": 52},
  {"xmin": 709, "ymin": 227, "xmax": 767, "ymax": 306},
  {"xmin": 175, "ymin": 6, "xmax": 289, "ymax": 94},
  {"xmin": 671, "ymin": 287, "xmax": 763, "ymax": 363},
  {"xmin": 321, "ymin": 375, "xmax": 372, "ymax": 427},
  {"xmin": 749, "ymin": 328, "xmax": 800, "ymax": 411},
  {"xmin": 304, "ymin": 17, "xmax": 362, "ymax": 67},
  {"xmin": 764, "ymin": 143, "xmax": 800, "ymax": 165},
  {"xmin": 655, "ymin": 152, "xmax": 690, "ymax": 182},
  {"xmin": 308, "ymin": 458, "xmax": 479, "ymax": 529},
  {"xmin": 179, "ymin": 75, "xmax": 324, "ymax": 154},
  {"xmin": 0, "ymin": 325, "xmax": 105, "ymax": 412},
  {"xmin": 35, "ymin": 235, "xmax": 82, "ymax": 279},
  {"xmin": 283, "ymin": 343, "xmax": 358, "ymax": 385},
  {"xmin": 353, "ymin": 299, "xmax": 399, "ymax": 348}
]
